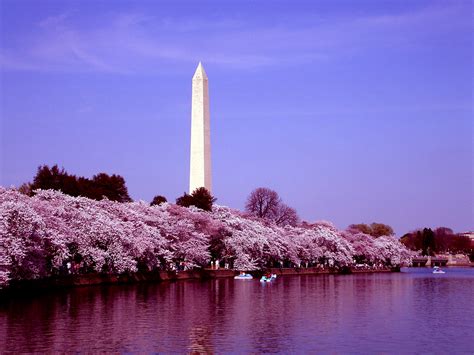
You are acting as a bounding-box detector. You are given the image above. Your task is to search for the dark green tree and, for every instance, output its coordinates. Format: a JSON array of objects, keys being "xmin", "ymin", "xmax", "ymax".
[
  {"xmin": 176, "ymin": 192, "xmax": 195, "ymax": 208},
  {"xmin": 176, "ymin": 187, "xmax": 216, "ymax": 211},
  {"xmin": 29, "ymin": 164, "xmax": 132, "ymax": 202},
  {"xmin": 191, "ymin": 187, "xmax": 216, "ymax": 211},
  {"xmin": 89, "ymin": 173, "xmax": 132, "ymax": 202},
  {"xmin": 31, "ymin": 165, "xmax": 80, "ymax": 196},
  {"xmin": 151, "ymin": 195, "xmax": 167, "ymax": 206},
  {"xmin": 422, "ymin": 228, "xmax": 436, "ymax": 256}
]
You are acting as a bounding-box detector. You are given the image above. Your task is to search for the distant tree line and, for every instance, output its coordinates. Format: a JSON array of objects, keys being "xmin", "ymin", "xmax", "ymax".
[
  {"xmin": 400, "ymin": 227, "xmax": 472, "ymax": 256},
  {"xmin": 21, "ymin": 164, "xmax": 219, "ymax": 210},
  {"xmin": 21, "ymin": 165, "xmax": 132, "ymax": 202}
]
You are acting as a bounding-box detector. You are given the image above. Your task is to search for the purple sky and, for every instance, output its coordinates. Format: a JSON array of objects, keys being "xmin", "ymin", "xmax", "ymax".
[{"xmin": 1, "ymin": 0, "xmax": 472, "ymax": 235}]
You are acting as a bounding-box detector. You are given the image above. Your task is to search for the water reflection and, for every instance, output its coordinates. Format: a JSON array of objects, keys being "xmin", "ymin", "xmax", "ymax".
[{"xmin": 1, "ymin": 268, "xmax": 473, "ymax": 353}]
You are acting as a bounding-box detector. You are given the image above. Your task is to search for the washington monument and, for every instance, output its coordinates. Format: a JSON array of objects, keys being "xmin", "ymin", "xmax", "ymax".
[{"xmin": 189, "ymin": 62, "xmax": 212, "ymax": 193}]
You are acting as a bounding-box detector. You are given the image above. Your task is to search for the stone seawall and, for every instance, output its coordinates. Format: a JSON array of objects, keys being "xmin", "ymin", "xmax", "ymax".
[
  {"xmin": 1, "ymin": 267, "xmax": 397, "ymax": 293},
  {"xmin": 1, "ymin": 269, "xmax": 238, "ymax": 292}
]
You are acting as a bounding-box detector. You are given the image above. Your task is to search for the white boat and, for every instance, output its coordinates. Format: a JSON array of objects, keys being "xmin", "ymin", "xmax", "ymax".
[
  {"xmin": 234, "ymin": 273, "xmax": 253, "ymax": 280},
  {"xmin": 432, "ymin": 266, "xmax": 446, "ymax": 274},
  {"xmin": 260, "ymin": 274, "xmax": 277, "ymax": 282}
]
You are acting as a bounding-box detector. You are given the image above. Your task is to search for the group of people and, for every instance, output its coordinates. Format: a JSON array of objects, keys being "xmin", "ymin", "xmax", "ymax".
[
  {"xmin": 171, "ymin": 262, "xmax": 189, "ymax": 271},
  {"xmin": 60, "ymin": 260, "xmax": 82, "ymax": 275},
  {"xmin": 209, "ymin": 260, "xmax": 230, "ymax": 270}
]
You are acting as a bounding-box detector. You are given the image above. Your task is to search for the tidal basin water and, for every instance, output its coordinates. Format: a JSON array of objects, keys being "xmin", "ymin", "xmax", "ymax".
[{"xmin": 1, "ymin": 268, "xmax": 473, "ymax": 353}]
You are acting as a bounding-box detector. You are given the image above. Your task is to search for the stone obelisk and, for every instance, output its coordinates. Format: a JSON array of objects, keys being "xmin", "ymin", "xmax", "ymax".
[{"xmin": 189, "ymin": 62, "xmax": 212, "ymax": 193}]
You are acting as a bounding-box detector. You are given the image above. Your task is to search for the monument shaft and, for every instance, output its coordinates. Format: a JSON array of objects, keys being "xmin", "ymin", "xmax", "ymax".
[{"xmin": 189, "ymin": 62, "xmax": 212, "ymax": 193}]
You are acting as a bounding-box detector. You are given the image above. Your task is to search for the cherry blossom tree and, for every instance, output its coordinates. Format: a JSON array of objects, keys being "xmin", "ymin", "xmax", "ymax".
[{"xmin": 0, "ymin": 187, "xmax": 413, "ymax": 288}]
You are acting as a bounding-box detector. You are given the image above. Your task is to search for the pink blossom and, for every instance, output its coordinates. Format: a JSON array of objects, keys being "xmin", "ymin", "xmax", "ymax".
[{"xmin": 0, "ymin": 188, "xmax": 413, "ymax": 287}]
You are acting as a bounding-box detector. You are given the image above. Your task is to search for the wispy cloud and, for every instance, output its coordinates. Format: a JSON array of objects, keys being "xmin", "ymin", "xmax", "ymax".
[
  {"xmin": 0, "ymin": 3, "xmax": 470, "ymax": 74},
  {"xmin": 38, "ymin": 11, "xmax": 73, "ymax": 29}
]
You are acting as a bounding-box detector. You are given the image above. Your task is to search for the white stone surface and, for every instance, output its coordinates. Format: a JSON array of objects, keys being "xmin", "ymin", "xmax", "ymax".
[{"xmin": 189, "ymin": 62, "xmax": 212, "ymax": 193}]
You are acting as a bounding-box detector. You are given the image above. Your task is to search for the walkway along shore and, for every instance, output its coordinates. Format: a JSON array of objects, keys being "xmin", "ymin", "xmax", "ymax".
[{"xmin": 0, "ymin": 267, "xmax": 401, "ymax": 294}]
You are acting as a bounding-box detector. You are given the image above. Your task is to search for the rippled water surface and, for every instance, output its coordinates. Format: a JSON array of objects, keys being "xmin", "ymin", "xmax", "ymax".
[{"xmin": 1, "ymin": 268, "xmax": 473, "ymax": 353}]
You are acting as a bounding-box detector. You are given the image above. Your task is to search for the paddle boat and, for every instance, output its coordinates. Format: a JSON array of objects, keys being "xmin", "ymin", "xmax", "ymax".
[
  {"xmin": 234, "ymin": 272, "xmax": 253, "ymax": 280},
  {"xmin": 260, "ymin": 274, "xmax": 277, "ymax": 282},
  {"xmin": 432, "ymin": 266, "xmax": 446, "ymax": 274}
]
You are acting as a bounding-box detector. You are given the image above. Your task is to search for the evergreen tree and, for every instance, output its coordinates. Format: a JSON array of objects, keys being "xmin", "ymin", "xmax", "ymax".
[
  {"xmin": 176, "ymin": 188, "xmax": 216, "ymax": 211},
  {"xmin": 151, "ymin": 195, "xmax": 167, "ymax": 206},
  {"xmin": 29, "ymin": 165, "xmax": 132, "ymax": 202},
  {"xmin": 422, "ymin": 228, "xmax": 436, "ymax": 256},
  {"xmin": 191, "ymin": 187, "xmax": 216, "ymax": 211}
]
